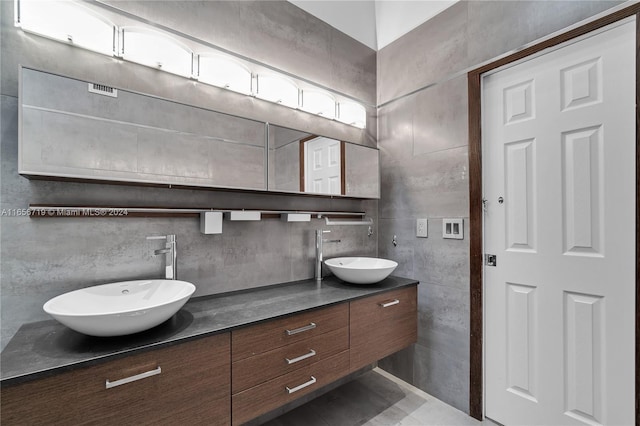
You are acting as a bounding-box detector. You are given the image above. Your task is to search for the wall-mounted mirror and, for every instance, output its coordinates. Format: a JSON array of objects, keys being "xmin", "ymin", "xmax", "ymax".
[
  {"xmin": 268, "ymin": 124, "xmax": 379, "ymax": 198},
  {"xmin": 19, "ymin": 68, "xmax": 379, "ymax": 199},
  {"xmin": 19, "ymin": 68, "xmax": 267, "ymax": 191}
]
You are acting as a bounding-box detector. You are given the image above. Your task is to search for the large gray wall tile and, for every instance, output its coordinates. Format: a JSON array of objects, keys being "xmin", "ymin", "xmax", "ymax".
[
  {"xmin": 413, "ymin": 76, "xmax": 468, "ymax": 156},
  {"xmin": 377, "ymin": 1, "xmax": 469, "ymax": 105},
  {"xmin": 413, "ymin": 343, "xmax": 470, "ymax": 414},
  {"xmin": 413, "ymin": 218, "xmax": 470, "ymax": 291},
  {"xmin": 0, "ymin": 0, "xmax": 377, "ymax": 349},
  {"xmin": 380, "ymin": 146, "xmax": 469, "ymax": 220},
  {"xmin": 467, "ymin": 0, "xmax": 625, "ymax": 67}
]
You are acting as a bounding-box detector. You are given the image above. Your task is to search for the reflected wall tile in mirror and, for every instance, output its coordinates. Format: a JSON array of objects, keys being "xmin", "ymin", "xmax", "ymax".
[
  {"xmin": 345, "ymin": 143, "xmax": 380, "ymax": 198},
  {"xmin": 20, "ymin": 68, "xmax": 268, "ymax": 191}
]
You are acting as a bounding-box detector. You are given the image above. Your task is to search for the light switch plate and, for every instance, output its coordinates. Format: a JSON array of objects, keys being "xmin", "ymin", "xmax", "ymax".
[
  {"xmin": 416, "ymin": 218, "xmax": 428, "ymax": 238},
  {"xmin": 443, "ymin": 218, "xmax": 464, "ymax": 239}
]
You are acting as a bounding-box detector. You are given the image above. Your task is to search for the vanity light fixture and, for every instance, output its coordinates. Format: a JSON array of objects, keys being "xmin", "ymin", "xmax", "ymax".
[
  {"xmin": 255, "ymin": 74, "xmax": 300, "ymax": 109},
  {"xmin": 301, "ymin": 90, "xmax": 336, "ymax": 119},
  {"xmin": 120, "ymin": 27, "xmax": 193, "ymax": 78},
  {"xmin": 197, "ymin": 54, "xmax": 253, "ymax": 95},
  {"xmin": 15, "ymin": 0, "xmax": 116, "ymax": 56},
  {"xmin": 14, "ymin": 0, "xmax": 369, "ymax": 130},
  {"xmin": 337, "ymin": 101, "xmax": 367, "ymax": 129}
]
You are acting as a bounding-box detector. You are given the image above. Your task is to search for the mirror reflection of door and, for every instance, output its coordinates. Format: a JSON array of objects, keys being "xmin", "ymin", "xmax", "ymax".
[{"xmin": 300, "ymin": 135, "xmax": 345, "ymax": 195}]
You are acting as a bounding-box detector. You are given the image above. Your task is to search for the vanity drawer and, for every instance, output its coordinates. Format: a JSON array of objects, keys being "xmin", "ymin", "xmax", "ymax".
[
  {"xmin": 232, "ymin": 350, "xmax": 350, "ymax": 425},
  {"xmin": 350, "ymin": 285, "xmax": 418, "ymax": 371},
  {"xmin": 1, "ymin": 333, "xmax": 231, "ymax": 426},
  {"xmin": 232, "ymin": 326, "xmax": 348, "ymax": 393},
  {"xmin": 232, "ymin": 303, "xmax": 348, "ymax": 361}
]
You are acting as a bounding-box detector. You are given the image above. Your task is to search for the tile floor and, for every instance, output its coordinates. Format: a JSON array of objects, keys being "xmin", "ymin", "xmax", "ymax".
[{"xmin": 264, "ymin": 368, "xmax": 489, "ymax": 426}]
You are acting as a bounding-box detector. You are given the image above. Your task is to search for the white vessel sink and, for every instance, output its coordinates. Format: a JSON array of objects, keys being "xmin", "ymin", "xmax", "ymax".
[
  {"xmin": 324, "ymin": 257, "xmax": 398, "ymax": 285},
  {"xmin": 43, "ymin": 279, "xmax": 196, "ymax": 337}
]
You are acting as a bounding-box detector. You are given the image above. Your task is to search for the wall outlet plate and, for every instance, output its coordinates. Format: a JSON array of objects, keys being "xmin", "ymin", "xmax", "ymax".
[
  {"xmin": 443, "ymin": 218, "xmax": 464, "ymax": 239},
  {"xmin": 416, "ymin": 218, "xmax": 428, "ymax": 238}
]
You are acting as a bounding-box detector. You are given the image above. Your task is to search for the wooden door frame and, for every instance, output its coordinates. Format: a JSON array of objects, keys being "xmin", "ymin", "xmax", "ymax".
[{"xmin": 467, "ymin": 4, "xmax": 640, "ymax": 421}]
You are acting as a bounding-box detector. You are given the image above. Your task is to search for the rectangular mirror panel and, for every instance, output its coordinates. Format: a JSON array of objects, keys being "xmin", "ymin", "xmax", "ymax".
[{"xmin": 19, "ymin": 68, "xmax": 267, "ymax": 191}]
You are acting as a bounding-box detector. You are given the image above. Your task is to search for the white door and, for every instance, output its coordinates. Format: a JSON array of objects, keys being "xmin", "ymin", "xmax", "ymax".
[
  {"xmin": 483, "ymin": 19, "xmax": 635, "ymax": 426},
  {"xmin": 304, "ymin": 136, "xmax": 342, "ymax": 195}
]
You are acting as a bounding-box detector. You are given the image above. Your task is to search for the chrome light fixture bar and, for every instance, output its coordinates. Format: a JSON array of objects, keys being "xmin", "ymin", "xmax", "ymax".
[{"xmin": 14, "ymin": 0, "xmax": 368, "ymax": 128}]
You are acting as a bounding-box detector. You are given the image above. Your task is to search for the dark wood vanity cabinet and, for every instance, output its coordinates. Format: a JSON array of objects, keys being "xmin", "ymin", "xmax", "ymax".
[
  {"xmin": 0, "ymin": 284, "xmax": 417, "ymax": 426},
  {"xmin": 231, "ymin": 286, "xmax": 418, "ymax": 424},
  {"xmin": 231, "ymin": 303, "xmax": 350, "ymax": 425},
  {"xmin": 350, "ymin": 286, "xmax": 418, "ymax": 371},
  {"xmin": 0, "ymin": 333, "xmax": 231, "ymax": 426}
]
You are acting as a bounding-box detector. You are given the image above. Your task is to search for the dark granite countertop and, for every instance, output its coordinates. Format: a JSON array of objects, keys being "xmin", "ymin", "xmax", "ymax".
[{"xmin": 1, "ymin": 276, "xmax": 418, "ymax": 387}]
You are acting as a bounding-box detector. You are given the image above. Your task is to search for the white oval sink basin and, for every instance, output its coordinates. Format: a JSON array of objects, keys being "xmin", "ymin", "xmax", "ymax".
[
  {"xmin": 43, "ymin": 280, "xmax": 196, "ymax": 337},
  {"xmin": 325, "ymin": 257, "xmax": 398, "ymax": 285}
]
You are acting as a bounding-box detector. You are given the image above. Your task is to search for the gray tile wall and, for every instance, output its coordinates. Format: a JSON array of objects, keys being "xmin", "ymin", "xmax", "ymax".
[
  {"xmin": 376, "ymin": 0, "xmax": 622, "ymax": 413},
  {"xmin": 0, "ymin": 1, "xmax": 377, "ymax": 349}
]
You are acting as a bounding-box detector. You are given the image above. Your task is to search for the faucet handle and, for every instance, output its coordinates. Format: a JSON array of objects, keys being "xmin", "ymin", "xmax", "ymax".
[
  {"xmin": 322, "ymin": 230, "xmax": 331, "ymax": 234},
  {"xmin": 146, "ymin": 235, "xmax": 167, "ymax": 240}
]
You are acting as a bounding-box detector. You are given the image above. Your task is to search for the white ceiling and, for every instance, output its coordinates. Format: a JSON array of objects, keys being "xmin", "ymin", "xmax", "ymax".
[{"xmin": 288, "ymin": 1, "xmax": 458, "ymax": 51}]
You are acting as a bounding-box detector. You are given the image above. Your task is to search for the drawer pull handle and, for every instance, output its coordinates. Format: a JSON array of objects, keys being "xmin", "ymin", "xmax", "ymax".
[
  {"xmin": 286, "ymin": 322, "xmax": 316, "ymax": 336},
  {"xmin": 286, "ymin": 376, "xmax": 317, "ymax": 394},
  {"xmin": 379, "ymin": 299, "xmax": 400, "ymax": 308},
  {"xmin": 286, "ymin": 349, "xmax": 317, "ymax": 365},
  {"xmin": 105, "ymin": 366, "xmax": 162, "ymax": 389}
]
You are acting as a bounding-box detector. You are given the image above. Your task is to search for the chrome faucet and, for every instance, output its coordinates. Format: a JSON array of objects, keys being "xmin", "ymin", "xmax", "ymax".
[
  {"xmin": 147, "ymin": 234, "xmax": 177, "ymax": 280},
  {"xmin": 315, "ymin": 229, "xmax": 341, "ymax": 281}
]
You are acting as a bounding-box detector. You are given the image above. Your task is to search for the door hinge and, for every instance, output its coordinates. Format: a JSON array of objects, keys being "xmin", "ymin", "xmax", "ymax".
[{"xmin": 485, "ymin": 254, "xmax": 497, "ymax": 267}]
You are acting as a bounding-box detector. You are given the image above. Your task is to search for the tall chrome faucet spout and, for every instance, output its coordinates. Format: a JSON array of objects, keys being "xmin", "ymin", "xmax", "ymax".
[
  {"xmin": 315, "ymin": 230, "xmax": 341, "ymax": 281},
  {"xmin": 147, "ymin": 234, "xmax": 177, "ymax": 280}
]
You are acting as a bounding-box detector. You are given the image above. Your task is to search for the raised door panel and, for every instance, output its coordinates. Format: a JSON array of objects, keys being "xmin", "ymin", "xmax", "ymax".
[{"xmin": 1, "ymin": 333, "xmax": 231, "ymax": 426}]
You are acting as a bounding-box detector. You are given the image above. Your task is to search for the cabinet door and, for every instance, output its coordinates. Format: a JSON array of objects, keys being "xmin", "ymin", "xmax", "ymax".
[
  {"xmin": 350, "ymin": 286, "xmax": 418, "ymax": 371},
  {"xmin": 1, "ymin": 333, "xmax": 230, "ymax": 426}
]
